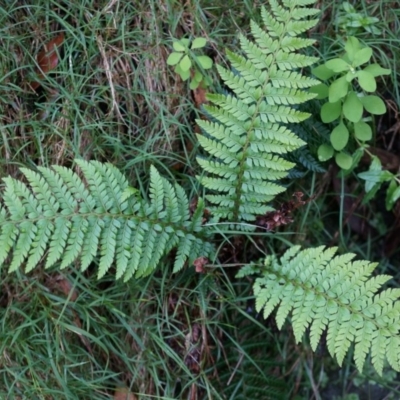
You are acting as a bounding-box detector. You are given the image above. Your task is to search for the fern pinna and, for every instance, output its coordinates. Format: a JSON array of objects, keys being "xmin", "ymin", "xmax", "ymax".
[
  {"xmin": 0, "ymin": 160, "xmax": 214, "ymax": 281},
  {"xmin": 238, "ymin": 246, "xmax": 400, "ymax": 375},
  {"xmin": 196, "ymin": 0, "xmax": 320, "ymax": 224}
]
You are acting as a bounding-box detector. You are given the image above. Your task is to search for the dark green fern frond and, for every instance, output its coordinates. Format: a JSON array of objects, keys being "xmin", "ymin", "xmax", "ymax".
[
  {"xmin": 288, "ymin": 142, "xmax": 326, "ymax": 175},
  {"xmin": 0, "ymin": 160, "xmax": 215, "ymax": 281},
  {"xmin": 196, "ymin": 0, "xmax": 320, "ymax": 224},
  {"xmin": 239, "ymin": 246, "xmax": 400, "ymax": 375},
  {"xmin": 286, "ymin": 101, "xmax": 331, "ymax": 174}
]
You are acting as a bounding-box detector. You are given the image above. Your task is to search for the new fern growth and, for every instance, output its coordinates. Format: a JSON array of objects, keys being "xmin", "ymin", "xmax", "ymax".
[
  {"xmin": 238, "ymin": 246, "xmax": 400, "ymax": 375},
  {"xmin": 196, "ymin": 0, "xmax": 320, "ymax": 224},
  {"xmin": 0, "ymin": 160, "xmax": 214, "ymax": 281}
]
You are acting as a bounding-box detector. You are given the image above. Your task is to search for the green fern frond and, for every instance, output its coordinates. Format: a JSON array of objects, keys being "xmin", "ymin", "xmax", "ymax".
[
  {"xmin": 244, "ymin": 246, "xmax": 400, "ymax": 375},
  {"xmin": 196, "ymin": 0, "xmax": 320, "ymax": 224},
  {"xmin": 0, "ymin": 161, "xmax": 215, "ymax": 281}
]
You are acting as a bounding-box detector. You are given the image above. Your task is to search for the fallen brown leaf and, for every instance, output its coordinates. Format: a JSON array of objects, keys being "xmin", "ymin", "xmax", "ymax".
[
  {"xmin": 113, "ymin": 387, "xmax": 137, "ymax": 400},
  {"xmin": 192, "ymin": 86, "xmax": 208, "ymax": 109},
  {"xmin": 53, "ymin": 274, "xmax": 78, "ymax": 301},
  {"xmin": 30, "ymin": 32, "xmax": 64, "ymax": 90}
]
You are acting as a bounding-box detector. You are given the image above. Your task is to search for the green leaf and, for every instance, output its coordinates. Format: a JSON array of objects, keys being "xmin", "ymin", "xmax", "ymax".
[
  {"xmin": 345, "ymin": 37, "xmax": 361, "ymax": 62},
  {"xmin": 179, "ymin": 54, "xmax": 192, "ymax": 72},
  {"xmin": 341, "ymin": 147, "xmax": 364, "ymax": 176},
  {"xmin": 173, "ymin": 41, "xmax": 186, "ymax": 52},
  {"xmin": 367, "ymin": 25, "xmax": 382, "ymax": 35},
  {"xmin": 346, "ymin": 20, "xmax": 362, "ymax": 28},
  {"xmin": 330, "ymin": 122, "xmax": 349, "ymax": 151},
  {"xmin": 353, "ymin": 47, "xmax": 373, "ymax": 67},
  {"xmin": 318, "ymin": 144, "xmax": 334, "ymax": 162},
  {"xmin": 360, "ymin": 95, "xmax": 386, "ymax": 115},
  {"xmin": 167, "ymin": 52, "xmax": 183, "ymax": 66},
  {"xmin": 386, "ymin": 180, "xmax": 400, "ymax": 211},
  {"xmin": 321, "ymin": 101, "xmax": 341, "ymax": 123},
  {"xmin": 343, "ymin": 92, "xmax": 363, "ymax": 122},
  {"xmin": 196, "ymin": 55, "xmax": 213, "ymax": 69},
  {"xmin": 358, "ymin": 169, "xmax": 393, "ymax": 191},
  {"xmin": 120, "ymin": 186, "xmax": 140, "ymax": 203},
  {"xmin": 180, "ymin": 38, "xmax": 190, "ymax": 47},
  {"xmin": 342, "ymin": 2, "xmax": 355, "ymax": 12},
  {"xmin": 312, "ymin": 64, "xmax": 336, "ymax": 80},
  {"xmin": 345, "ymin": 70, "xmax": 357, "ymax": 83},
  {"xmin": 335, "ymin": 152, "xmax": 353, "ymax": 169},
  {"xmin": 378, "ymin": 170, "xmax": 393, "ymax": 182},
  {"xmin": 0, "ymin": 161, "xmax": 216, "ymax": 279},
  {"xmin": 193, "ymin": 69, "xmax": 203, "ymax": 82},
  {"xmin": 358, "ymin": 157, "xmax": 394, "ymax": 195},
  {"xmin": 362, "ymin": 182, "xmax": 381, "ymax": 205},
  {"xmin": 365, "ymin": 170, "xmax": 395, "ymax": 205},
  {"xmin": 189, "ymin": 79, "xmax": 200, "ymax": 90},
  {"xmin": 354, "ymin": 121, "xmax": 372, "ymax": 141},
  {"xmin": 370, "ymin": 155, "xmax": 382, "ymax": 171},
  {"xmin": 329, "ymin": 76, "xmax": 349, "ymax": 103},
  {"xmin": 175, "ymin": 64, "xmax": 190, "ymax": 81},
  {"xmin": 191, "ymin": 37, "xmax": 207, "ymax": 49},
  {"xmin": 309, "ymin": 83, "xmax": 329, "ymax": 99},
  {"xmin": 357, "ymin": 70, "xmax": 376, "ymax": 92},
  {"xmin": 363, "ymin": 64, "xmax": 391, "ymax": 77},
  {"xmin": 325, "ymin": 58, "xmax": 350, "ymax": 73}
]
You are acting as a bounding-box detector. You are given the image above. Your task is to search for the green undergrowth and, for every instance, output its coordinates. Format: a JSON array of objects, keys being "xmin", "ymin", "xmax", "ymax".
[
  {"xmin": 1, "ymin": 0, "xmax": 400, "ymax": 399},
  {"xmin": 0, "ymin": 261, "xmax": 290, "ymax": 399},
  {"xmin": 0, "ymin": 0, "xmax": 229, "ymax": 182},
  {"xmin": 315, "ymin": 0, "xmax": 400, "ymax": 103}
]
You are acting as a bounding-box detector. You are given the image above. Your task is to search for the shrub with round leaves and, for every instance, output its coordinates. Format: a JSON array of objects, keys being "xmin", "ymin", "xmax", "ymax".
[{"xmin": 311, "ymin": 36, "xmax": 390, "ymax": 170}]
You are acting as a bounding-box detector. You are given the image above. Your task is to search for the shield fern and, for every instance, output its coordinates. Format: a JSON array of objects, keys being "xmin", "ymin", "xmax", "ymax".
[
  {"xmin": 196, "ymin": 0, "xmax": 321, "ymax": 224},
  {"xmin": 0, "ymin": 160, "xmax": 215, "ymax": 281}
]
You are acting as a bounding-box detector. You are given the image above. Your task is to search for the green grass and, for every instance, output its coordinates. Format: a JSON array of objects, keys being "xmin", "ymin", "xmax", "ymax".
[
  {"xmin": 0, "ymin": 256, "xmax": 290, "ymax": 398},
  {"xmin": 1, "ymin": 0, "xmax": 400, "ymax": 398}
]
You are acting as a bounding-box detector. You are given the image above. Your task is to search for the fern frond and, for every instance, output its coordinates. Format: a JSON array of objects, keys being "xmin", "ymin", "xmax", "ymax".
[
  {"xmin": 0, "ymin": 161, "xmax": 215, "ymax": 281},
  {"xmin": 245, "ymin": 246, "xmax": 400, "ymax": 375},
  {"xmin": 196, "ymin": 0, "xmax": 320, "ymax": 224},
  {"xmin": 285, "ymin": 101, "xmax": 331, "ymax": 174}
]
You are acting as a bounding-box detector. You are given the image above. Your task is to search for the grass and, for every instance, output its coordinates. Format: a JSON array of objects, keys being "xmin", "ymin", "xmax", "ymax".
[
  {"xmin": 0, "ymin": 255, "xmax": 289, "ymax": 398},
  {"xmin": 1, "ymin": 0, "xmax": 400, "ymax": 398}
]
